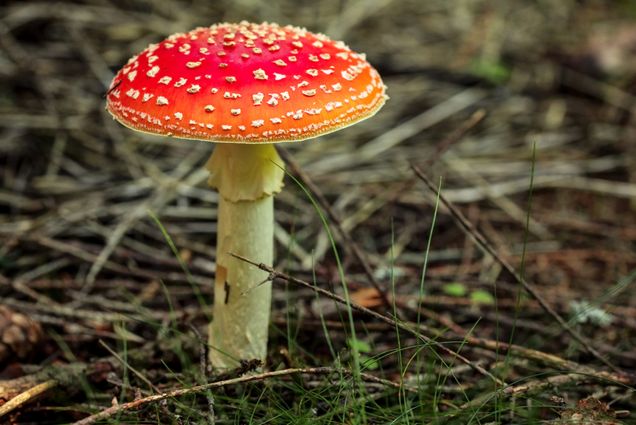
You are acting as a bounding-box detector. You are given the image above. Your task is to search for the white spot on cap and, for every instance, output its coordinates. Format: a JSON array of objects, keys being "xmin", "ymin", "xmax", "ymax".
[
  {"xmin": 204, "ymin": 105, "xmax": 215, "ymax": 112},
  {"xmin": 238, "ymin": 125, "xmax": 246, "ymax": 131},
  {"xmin": 273, "ymin": 59, "xmax": 287, "ymax": 67},
  {"xmin": 125, "ymin": 88, "xmax": 140, "ymax": 99},
  {"xmin": 146, "ymin": 66, "xmax": 160, "ymax": 77},
  {"xmin": 253, "ymin": 68, "xmax": 268, "ymax": 80},
  {"xmin": 231, "ymin": 108, "xmax": 241, "ymax": 116},
  {"xmin": 251, "ymin": 119, "xmax": 264, "ymax": 127},
  {"xmin": 281, "ymin": 91, "xmax": 290, "ymax": 100},
  {"xmin": 312, "ymin": 40, "xmax": 324, "ymax": 48},
  {"xmin": 174, "ymin": 78, "xmax": 187, "ymax": 87},
  {"xmin": 159, "ymin": 76, "xmax": 172, "ymax": 85},
  {"xmin": 148, "ymin": 55, "xmax": 159, "ymax": 63},
  {"xmin": 332, "ymin": 83, "xmax": 342, "ymax": 91},
  {"xmin": 288, "ymin": 56, "xmax": 297, "ymax": 62},
  {"xmin": 274, "ymin": 73, "xmax": 286, "ymax": 81},
  {"xmin": 224, "ymin": 91, "xmax": 241, "ymax": 99},
  {"xmin": 302, "ymin": 89, "xmax": 317, "ymax": 97},
  {"xmin": 186, "ymin": 61, "xmax": 202, "ymax": 68},
  {"xmin": 222, "ymin": 125, "xmax": 232, "ymax": 130},
  {"xmin": 156, "ymin": 96, "xmax": 169, "ymax": 105},
  {"xmin": 292, "ymin": 110, "xmax": 303, "ymax": 120},
  {"xmin": 267, "ymin": 94, "xmax": 280, "ymax": 106},
  {"xmin": 308, "ymin": 55, "xmax": 319, "ymax": 62},
  {"xmin": 306, "ymin": 69, "xmax": 319, "ymax": 77},
  {"xmin": 270, "ymin": 117, "xmax": 282, "ymax": 124},
  {"xmin": 225, "ymin": 76, "xmax": 237, "ymax": 83},
  {"xmin": 174, "ymin": 112, "xmax": 183, "ymax": 120},
  {"xmin": 252, "ymin": 92, "xmax": 264, "ymax": 105},
  {"xmin": 341, "ymin": 70, "xmax": 355, "ymax": 80},
  {"xmin": 187, "ymin": 84, "xmax": 201, "ymax": 94},
  {"xmin": 127, "ymin": 70, "xmax": 137, "ymax": 82},
  {"xmin": 322, "ymin": 69, "xmax": 335, "ymax": 75},
  {"xmin": 292, "ymin": 41, "xmax": 303, "ymax": 48},
  {"xmin": 319, "ymin": 53, "xmax": 331, "ymax": 60},
  {"xmin": 253, "ymin": 47, "xmax": 262, "ymax": 54},
  {"xmin": 142, "ymin": 93, "xmax": 154, "ymax": 102}
]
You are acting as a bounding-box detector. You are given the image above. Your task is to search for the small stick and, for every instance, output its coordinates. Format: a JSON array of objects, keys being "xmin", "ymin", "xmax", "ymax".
[
  {"xmin": 0, "ymin": 379, "xmax": 58, "ymax": 419},
  {"xmin": 231, "ymin": 253, "xmax": 505, "ymax": 386},
  {"xmin": 421, "ymin": 308, "xmax": 632, "ymax": 384},
  {"xmin": 72, "ymin": 366, "xmax": 409, "ymax": 425},
  {"xmin": 410, "ymin": 165, "xmax": 622, "ymax": 373},
  {"xmin": 458, "ymin": 371, "xmax": 625, "ymax": 412}
]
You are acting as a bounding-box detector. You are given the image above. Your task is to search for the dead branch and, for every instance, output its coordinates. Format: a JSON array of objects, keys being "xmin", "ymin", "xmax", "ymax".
[{"xmin": 71, "ymin": 366, "xmax": 411, "ymax": 425}]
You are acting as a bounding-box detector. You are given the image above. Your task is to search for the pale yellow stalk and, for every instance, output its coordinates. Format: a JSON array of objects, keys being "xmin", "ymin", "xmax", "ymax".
[{"xmin": 206, "ymin": 143, "xmax": 284, "ymax": 369}]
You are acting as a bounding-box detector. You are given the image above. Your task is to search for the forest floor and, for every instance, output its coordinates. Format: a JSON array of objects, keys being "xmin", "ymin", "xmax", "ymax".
[{"xmin": 0, "ymin": 0, "xmax": 635, "ymax": 423}]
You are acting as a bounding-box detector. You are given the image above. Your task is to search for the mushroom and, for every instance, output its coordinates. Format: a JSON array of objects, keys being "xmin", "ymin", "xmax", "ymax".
[{"xmin": 106, "ymin": 21, "xmax": 387, "ymax": 369}]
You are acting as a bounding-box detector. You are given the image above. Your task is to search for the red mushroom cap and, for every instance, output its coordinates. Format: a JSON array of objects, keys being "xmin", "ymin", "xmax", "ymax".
[{"xmin": 106, "ymin": 21, "xmax": 387, "ymax": 143}]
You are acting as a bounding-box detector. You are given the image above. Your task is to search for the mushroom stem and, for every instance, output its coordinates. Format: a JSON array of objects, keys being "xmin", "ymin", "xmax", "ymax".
[{"xmin": 206, "ymin": 143, "xmax": 284, "ymax": 369}]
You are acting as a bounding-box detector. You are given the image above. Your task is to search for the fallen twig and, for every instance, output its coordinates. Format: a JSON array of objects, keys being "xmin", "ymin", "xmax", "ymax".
[
  {"xmin": 458, "ymin": 371, "xmax": 630, "ymax": 413},
  {"xmin": 0, "ymin": 379, "xmax": 58, "ymax": 419},
  {"xmin": 72, "ymin": 366, "xmax": 410, "ymax": 425},
  {"xmin": 0, "ymin": 364, "xmax": 88, "ymax": 418}
]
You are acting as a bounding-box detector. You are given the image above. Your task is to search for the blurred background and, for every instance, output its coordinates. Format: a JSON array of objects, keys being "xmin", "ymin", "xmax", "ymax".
[{"xmin": 1, "ymin": 0, "xmax": 635, "ymax": 423}]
